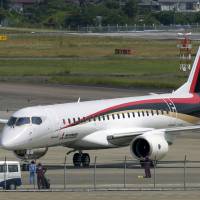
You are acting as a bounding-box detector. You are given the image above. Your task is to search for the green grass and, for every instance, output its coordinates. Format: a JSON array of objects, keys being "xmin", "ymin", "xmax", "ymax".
[
  {"xmin": 0, "ymin": 57, "xmax": 180, "ymax": 75},
  {"xmin": 0, "ymin": 34, "xmax": 194, "ymax": 58},
  {"xmin": 0, "ymin": 32, "xmax": 195, "ymax": 88},
  {"xmin": 50, "ymin": 75, "xmax": 185, "ymax": 89},
  {"xmin": 0, "ymin": 57, "xmax": 187, "ymax": 89}
]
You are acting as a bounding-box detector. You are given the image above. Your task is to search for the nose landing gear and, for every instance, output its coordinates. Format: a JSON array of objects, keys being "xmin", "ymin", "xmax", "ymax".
[{"xmin": 72, "ymin": 152, "xmax": 90, "ymax": 167}]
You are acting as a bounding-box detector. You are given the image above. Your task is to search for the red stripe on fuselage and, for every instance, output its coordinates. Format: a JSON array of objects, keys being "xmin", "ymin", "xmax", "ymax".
[
  {"xmin": 60, "ymin": 93, "xmax": 200, "ymax": 130},
  {"xmin": 190, "ymin": 56, "xmax": 200, "ymax": 93}
]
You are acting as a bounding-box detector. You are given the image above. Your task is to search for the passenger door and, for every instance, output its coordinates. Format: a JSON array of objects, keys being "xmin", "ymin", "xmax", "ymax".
[{"xmin": 164, "ymin": 98, "xmax": 177, "ymax": 127}]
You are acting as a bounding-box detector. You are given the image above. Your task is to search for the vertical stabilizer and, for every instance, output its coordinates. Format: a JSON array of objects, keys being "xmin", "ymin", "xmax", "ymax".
[{"xmin": 175, "ymin": 47, "xmax": 200, "ymax": 94}]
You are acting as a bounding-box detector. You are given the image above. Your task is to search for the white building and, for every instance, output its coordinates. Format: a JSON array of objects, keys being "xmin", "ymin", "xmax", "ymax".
[{"xmin": 158, "ymin": 0, "xmax": 200, "ymax": 12}]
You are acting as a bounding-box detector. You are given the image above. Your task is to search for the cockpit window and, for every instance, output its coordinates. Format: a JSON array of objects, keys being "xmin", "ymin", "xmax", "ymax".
[
  {"xmin": 7, "ymin": 117, "xmax": 17, "ymax": 127},
  {"xmin": 16, "ymin": 117, "xmax": 30, "ymax": 126},
  {"xmin": 32, "ymin": 117, "xmax": 42, "ymax": 125}
]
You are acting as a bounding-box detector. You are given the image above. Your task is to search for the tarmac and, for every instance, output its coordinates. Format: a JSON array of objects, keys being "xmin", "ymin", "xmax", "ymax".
[{"xmin": 1, "ymin": 83, "xmax": 200, "ymax": 199}]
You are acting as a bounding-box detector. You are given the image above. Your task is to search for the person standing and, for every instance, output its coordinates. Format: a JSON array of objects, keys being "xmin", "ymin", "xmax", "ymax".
[
  {"xmin": 143, "ymin": 156, "xmax": 151, "ymax": 178},
  {"xmin": 36, "ymin": 163, "xmax": 46, "ymax": 189},
  {"xmin": 29, "ymin": 160, "xmax": 36, "ymax": 185}
]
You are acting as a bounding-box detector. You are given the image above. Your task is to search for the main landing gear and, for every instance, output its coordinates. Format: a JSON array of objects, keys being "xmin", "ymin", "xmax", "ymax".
[{"xmin": 72, "ymin": 152, "xmax": 90, "ymax": 167}]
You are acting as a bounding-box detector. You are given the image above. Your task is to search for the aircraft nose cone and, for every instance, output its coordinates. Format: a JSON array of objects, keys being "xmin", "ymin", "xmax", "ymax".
[
  {"xmin": 1, "ymin": 126, "xmax": 31, "ymax": 150},
  {"xmin": 0, "ymin": 134, "xmax": 17, "ymax": 150},
  {"xmin": 1, "ymin": 128, "xmax": 20, "ymax": 150},
  {"xmin": 1, "ymin": 138, "xmax": 13, "ymax": 150}
]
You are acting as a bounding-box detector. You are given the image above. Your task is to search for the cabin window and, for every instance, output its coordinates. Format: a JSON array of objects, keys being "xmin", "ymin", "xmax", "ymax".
[
  {"xmin": 73, "ymin": 118, "xmax": 76, "ymax": 123},
  {"xmin": 32, "ymin": 117, "xmax": 42, "ymax": 125},
  {"xmin": 146, "ymin": 111, "xmax": 149, "ymax": 116},
  {"xmin": 151, "ymin": 110, "xmax": 154, "ymax": 115},
  {"xmin": 117, "ymin": 114, "xmax": 120, "ymax": 119},
  {"xmin": 98, "ymin": 116, "xmax": 101, "ymax": 121},
  {"xmin": 138, "ymin": 112, "xmax": 140, "ymax": 117},
  {"xmin": 132, "ymin": 112, "xmax": 135, "ymax": 117},
  {"xmin": 7, "ymin": 117, "xmax": 17, "ymax": 127},
  {"xmin": 68, "ymin": 118, "xmax": 71, "ymax": 124},
  {"xmin": 112, "ymin": 114, "xmax": 115, "ymax": 120},
  {"xmin": 107, "ymin": 115, "xmax": 110, "ymax": 120},
  {"xmin": 16, "ymin": 117, "xmax": 30, "ymax": 126},
  {"xmin": 156, "ymin": 110, "xmax": 159, "ymax": 115},
  {"xmin": 142, "ymin": 111, "xmax": 145, "ymax": 116},
  {"xmin": 127, "ymin": 112, "xmax": 130, "ymax": 118},
  {"xmin": 122, "ymin": 113, "xmax": 125, "ymax": 118},
  {"xmin": 161, "ymin": 110, "xmax": 164, "ymax": 115}
]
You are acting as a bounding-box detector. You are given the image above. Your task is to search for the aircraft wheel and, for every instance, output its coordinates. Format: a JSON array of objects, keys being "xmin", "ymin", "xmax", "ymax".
[
  {"xmin": 73, "ymin": 153, "xmax": 82, "ymax": 167},
  {"xmin": 81, "ymin": 153, "xmax": 90, "ymax": 167}
]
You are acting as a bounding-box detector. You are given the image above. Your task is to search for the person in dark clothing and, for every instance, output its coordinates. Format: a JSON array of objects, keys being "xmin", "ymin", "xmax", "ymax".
[
  {"xmin": 36, "ymin": 163, "xmax": 46, "ymax": 189},
  {"xmin": 143, "ymin": 156, "xmax": 151, "ymax": 178}
]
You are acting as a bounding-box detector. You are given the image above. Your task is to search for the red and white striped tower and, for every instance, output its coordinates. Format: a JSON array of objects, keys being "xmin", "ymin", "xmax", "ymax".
[{"xmin": 177, "ymin": 32, "xmax": 192, "ymax": 72}]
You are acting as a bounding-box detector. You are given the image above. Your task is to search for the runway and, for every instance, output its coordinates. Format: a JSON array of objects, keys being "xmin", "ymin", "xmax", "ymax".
[
  {"xmin": 69, "ymin": 31, "xmax": 200, "ymax": 40},
  {"xmin": 1, "ymin": 82, "xmax": 200, "ymax": 199}
]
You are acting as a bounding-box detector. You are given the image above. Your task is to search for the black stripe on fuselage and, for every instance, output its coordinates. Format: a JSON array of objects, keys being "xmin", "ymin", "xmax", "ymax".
[{"xmin": 99, "ymin": 103, "xmax": 200, "ymax": 118}]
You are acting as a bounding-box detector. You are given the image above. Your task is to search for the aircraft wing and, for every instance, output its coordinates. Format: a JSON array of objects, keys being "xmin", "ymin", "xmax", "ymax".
[
  {"xmin": 107, "ymin": 128, "xmax": 153, "ymax": 146},
  {"xmin": 107, "ymin": 125, "xmax": 200, "ymax": 146},
  {"xmin": 165, "ymin": 125, "xmax": 200, "ymax": 134},
  {"xmin": 0, "ymin": 119, "xmax": 8, "ymax": 124}
]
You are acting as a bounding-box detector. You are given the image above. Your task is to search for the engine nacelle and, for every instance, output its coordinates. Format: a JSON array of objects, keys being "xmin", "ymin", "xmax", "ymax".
[
  {"xmin": 13, "ymin": 147, "xmax": 48, "ymax": 160},
  {"xmin": 130, "ymin": 132, "xmax": 169, "ymax": 160}
]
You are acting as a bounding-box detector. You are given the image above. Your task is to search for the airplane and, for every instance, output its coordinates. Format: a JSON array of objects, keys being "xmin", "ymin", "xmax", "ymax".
[{"xmin": 1, "ymin": 47, "xmax": 200, "ymax": 168}]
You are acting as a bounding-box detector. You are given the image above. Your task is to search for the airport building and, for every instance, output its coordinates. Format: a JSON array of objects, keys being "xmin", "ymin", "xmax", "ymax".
[
  {"xmin": 9, "ymin": 0, "xmax": 42, "ymax": 12},
  {"xmin": 158, "ymin": 0, "xmax": 200, "ymax": 12}
]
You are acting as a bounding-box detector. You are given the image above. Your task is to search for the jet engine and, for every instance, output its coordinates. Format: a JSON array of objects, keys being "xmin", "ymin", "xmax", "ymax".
[
  {"xmin": 13, "ymin": 147, "xmax": 48, "ymax": 160},
  {"xmin": 130, "ymin": 132, "xmax": 169, "ymax": 160}
]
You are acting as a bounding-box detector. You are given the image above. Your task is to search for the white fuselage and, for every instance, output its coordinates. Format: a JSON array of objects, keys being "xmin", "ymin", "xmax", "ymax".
[{"xmin": 0, "ymin": 91, "xmax": 194, "ymax": 151}]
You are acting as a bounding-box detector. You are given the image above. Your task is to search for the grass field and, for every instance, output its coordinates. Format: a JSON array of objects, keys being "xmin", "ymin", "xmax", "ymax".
[{"xmin": 0, "ymin": 33, "xmax": 198, "ymax": 88}]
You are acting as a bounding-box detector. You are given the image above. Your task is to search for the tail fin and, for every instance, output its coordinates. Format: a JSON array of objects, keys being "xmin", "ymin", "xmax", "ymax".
[{"xmin": 175, "ymin": 47, "xmax": 200, "ymax": 94}]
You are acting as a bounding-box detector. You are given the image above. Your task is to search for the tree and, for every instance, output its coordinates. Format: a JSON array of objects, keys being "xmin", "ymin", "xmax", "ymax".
[
  {"xmin": 79, "ymin": 0, "xmax": 86, "ymax": 7},
  {"xmin": 0, "ymin": 0, "xmax": 10, "ymax": 9},
  {"xmin": 104, "ymin": 0, "xmax": 120, "ymax": 9},
  {"xmin": 123, "ymin": 0, "xmax": 138, "ymax": 18},
  {"xmin": 154, "ymin": 11, "xmax": 174, "ymax": 25},
  {"xmin": 0, "ymin": 8, "xmax": 6, "ymax": 22}
]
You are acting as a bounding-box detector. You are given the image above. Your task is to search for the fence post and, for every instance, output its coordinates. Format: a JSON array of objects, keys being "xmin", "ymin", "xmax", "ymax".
[
  {"xmin": 4, "ymin": 156, "xmax": 6, "ymax": 190},
  {"xmin": 34, "ymin": 160, "xmax": 36, "ymax": 189},
  {"xmin": 64, "ymin": 154, "xmax": 67, "ymax": 189},
  {"xmin": 184, "ymin": 155, "xmax": 187, "ymax": 190},
  {"xmin": 94, "ymin": 156, "xmax": 97, "ymax": 189},
  {"xmin": 124, "ymin": 156, "xmax": 127, "ymax": 188},
  {"xmin": 153, "ymin": 156, "xmax": 156, "ymax": 189}
]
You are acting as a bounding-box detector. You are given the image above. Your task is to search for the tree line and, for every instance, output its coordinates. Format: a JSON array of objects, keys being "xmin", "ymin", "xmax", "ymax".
[{"xmin": 1, "ymin": 0, "xmax": 200, "ymax": 29}]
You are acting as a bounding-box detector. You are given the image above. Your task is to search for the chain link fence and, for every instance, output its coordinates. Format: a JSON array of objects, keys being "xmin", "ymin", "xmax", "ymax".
[
  {"xmin": 1, "ymin": 155, "xmax": 200, "ymax": 191},
  {"xmin": 66, "ymin": 24, "xmax": 200, "ymax": 33}
]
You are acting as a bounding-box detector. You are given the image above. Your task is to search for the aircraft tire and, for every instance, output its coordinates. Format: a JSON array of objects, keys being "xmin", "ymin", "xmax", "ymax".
[
  {"xmin": 73, "ymin": 153, "xmax": 82, "ymax": 167},
  {"xmin": 81, "ymin": 153, "xmax": 90, "ymax": 167}
]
